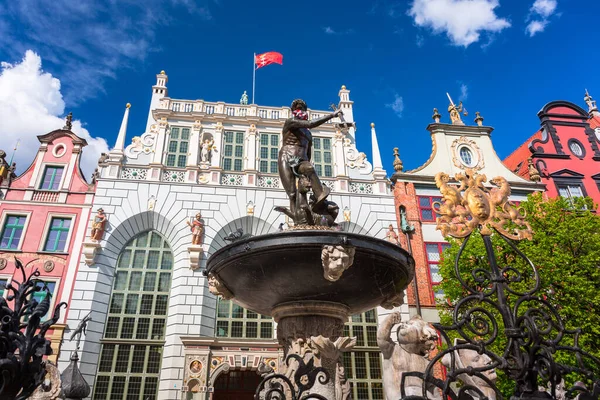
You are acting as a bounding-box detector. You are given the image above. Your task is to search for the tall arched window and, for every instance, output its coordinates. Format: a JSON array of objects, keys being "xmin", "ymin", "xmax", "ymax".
[{"xmin": 93, "ymin": 231, "xmax": 174, "ymax": 400}]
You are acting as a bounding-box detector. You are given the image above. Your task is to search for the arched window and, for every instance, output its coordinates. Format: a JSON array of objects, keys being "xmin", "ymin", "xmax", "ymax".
[{"xmin": 93, "ymin": 231, "xmax": 174, "ymax": 400}]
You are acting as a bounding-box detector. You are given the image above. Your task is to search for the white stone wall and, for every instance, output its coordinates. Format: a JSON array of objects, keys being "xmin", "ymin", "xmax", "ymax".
[{"xmin": 61, "ymin": 178, "xmax": 405, "ymax": 399}]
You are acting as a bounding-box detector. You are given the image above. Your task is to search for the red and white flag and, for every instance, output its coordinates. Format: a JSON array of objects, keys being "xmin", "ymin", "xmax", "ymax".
[{"xmin": 255, "ymin": 52, "xmax": 283, "ymax": 69}]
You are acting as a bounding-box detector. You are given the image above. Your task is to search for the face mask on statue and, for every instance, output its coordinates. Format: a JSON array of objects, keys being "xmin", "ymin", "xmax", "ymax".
[{"xmin": 293, "ymin": 109, "xmax": 308, "ymax": 120}]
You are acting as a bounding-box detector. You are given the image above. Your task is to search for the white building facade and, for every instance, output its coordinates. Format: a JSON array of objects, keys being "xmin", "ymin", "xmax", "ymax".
[{"xmin": 59, "ymin": 72, "xmax": 407, "ymax": 400}]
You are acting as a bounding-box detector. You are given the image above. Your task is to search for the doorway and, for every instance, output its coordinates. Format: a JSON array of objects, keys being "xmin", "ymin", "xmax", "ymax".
[{"xmin": 212, "ymin": 369, "xmax": 262, "ymax": 400}]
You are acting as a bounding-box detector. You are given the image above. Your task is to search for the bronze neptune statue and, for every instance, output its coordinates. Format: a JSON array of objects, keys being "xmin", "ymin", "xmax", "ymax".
[{"xmin": 275, "ymin": 99, "xmax": 342, "ymax": 226}]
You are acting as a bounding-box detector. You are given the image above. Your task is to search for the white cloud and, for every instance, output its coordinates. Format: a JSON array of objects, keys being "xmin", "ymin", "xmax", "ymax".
[
  {"xmin": 0, "ymin": 51, "xmax": 109, "ymax": 179},
  {"xmin": 0, "ymin": 0, "xmax": 215, "ymax": 104},
  {"xmin": 416, "ymin": 35, "xmax": 425, "ymax": 47},
  {"xmin": 459, "ymin": 83, "xmax": 468, "ymax": 101},
  {"xmin": 324, "ymin": 26, "xmax": 336, "ymax": 34},
  {"xmin": 531, "ymin": 0, "xmax": 557, "ymax": 18},
  {"xmin": 526, "ymin": 20, "xmax": 548, "ymax": 36},
  {"xmin": 408, "ymin": 0, "xmax": 511, "ymax": 47},
  {"xmin": 526, "ymin": 0, "xmax": 557, "ymax": 37},
  {"xmin": 386, "ymin": 93, "xmax": 405, "ymax": 118}
]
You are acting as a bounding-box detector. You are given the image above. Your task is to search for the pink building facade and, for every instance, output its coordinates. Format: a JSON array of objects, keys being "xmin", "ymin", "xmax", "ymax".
[{"xmin": 0, "ymin": 119, "xmax": 97, "ymax": 363}]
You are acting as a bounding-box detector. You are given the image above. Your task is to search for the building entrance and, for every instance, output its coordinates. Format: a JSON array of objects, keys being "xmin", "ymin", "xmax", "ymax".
[{"xmin": 213, "ymin": 369, "xmax": 262, "ymax": 400}]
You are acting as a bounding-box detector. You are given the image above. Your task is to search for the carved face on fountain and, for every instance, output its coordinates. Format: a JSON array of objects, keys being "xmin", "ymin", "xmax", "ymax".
[{"xmin": 321, "ymin": 245, "xmax": 356, "ymax": 282}]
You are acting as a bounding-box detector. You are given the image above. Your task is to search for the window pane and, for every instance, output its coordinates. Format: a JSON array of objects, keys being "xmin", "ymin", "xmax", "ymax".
[
  {"xmin": 419, "ymin": 197, "xmax": 432, "ymax": 207},
  {"xmin": 121, "ymin": 317, "xmax": 135, "ymax": 339},
  {"xmin": 246, "ymin": 322, "xmax": 258, "ymax": 338},
  {"xmin": 144, "ymin": 377, "xmax": 158, "ymax": 400},
  {"xmin": 94, "ymin": 376, "xmax": 110, "ymax": 399},
  {"xmin": 144, "ymin": 272, "xmax": 157, "ymax": 291},
  {"xmin": 155, "ymin": 295, "xmax": 168, "ymax": 315},
  {"xmin": 140, "ymin": 294, "xmax": 154, "ymax": 315},
  {"xmin": 231, "ymin": 321, "xmax": 243, "ymax": 337},
  {"xmin": 161, "ymin": 253, "xmax": 173, "ymax": 270},
  {"xmin": 232, "ymin": 304, "xmax": 243, "ymax": 318},
  {"xmin": 426, "ymin": 244, "xmax": 441, "ymax": 261},
  {"xmin": 181, "ymin": 128, "xmax": 190, "ymax": 140},
  {"xmin": 234, "ymin": 159, "xmax": 243, "ymax": 171},
  {"xmin": 98, "ymin": 345, "xmax": 115, "ymax": 372},
  {"xmin": 217, "ymin": 321, "xmax": 229, "ymax": 337},
  {"xmin": 369, "ymin": 352, "xmax": 382, "ymax": 379},
  {"xmin": 171, "ymin": 127, "xmax": 180, "ymax": 139},
  {"xmin": 136, "ymin": 318, "xmax": 150, "ymax": 339},
  {"xmin": 125, "ymin": 294, "xmax": 139, "ymax": 314},
  {"xmin": 260, "ymin": 322, "xmax": 273, "ymax": 338},
  {"xmin": 217, "ymin": 300, "xmax": 230, "ymax": 318},
  {"xmin": 158, "ymin": 273, "xmax": 171, "ymax": 291},
  {"xmin": 259, "ymin": 161, "xmax": 268, "ymax": 173},
  {"xmin": 271, "ymin": 135, "xmax": 278, "ymax": 146},
  {"xmin": 115, "ymin": 345, "xmax": 131, "ymax": 372},
  {"xmin": 260, "ymin": 134, "xmax": 268, "ymax": 145},
  {"xmin": 129, "ymin": 271, "xmax": 142, "ymax": 290},
  {"xmin": 355, "ymin": 353, "xmax": 367, "ymax": 379},
  {"xmin": 112, "ymin": 376, "xmax": 126, "ymax": 399},
  {"xmin": 421, "ymin": 209, "xmax": 433, "ymax": 221},
  {"xmin": 131, "ymin": 347, "xmax": 146, "ymax": 373},
  {"xmin": 110, "ymin": 294, "xmax": 124, "ymax": 313},
  {"xmin": 235, "ymin": 132, "xmax": 244, "ymax": 144},
  {"xmin": 132, "ymin": 250, "xmax": 146, "ymax": 268},
  {"xmin": 235, "ymin": 146, "xmax": 243, "ymax": 157},
  {"xmin": 570, "ymin": 185, "xmax": 584, "ymax": 198},
  {"xmin": 147, "ymin": 346, "xmax": 162, "ymax": 374},
  {"xmin": 105, "ymin": 317, "xmax": 119, "ymax": 338},
  {"xmin": 127, "ymin": 376, "xmax": 142, "ymax": 400},
  {"xmin": 151, "ymin": 319, "xmax": 165, "ymax": 339},
  {"xmin": 137, "ymin": 232, "xmax": 149, "ymax": 246},
  {"xmin": 166, "ymin": 154, "xmax": 176, "ymax": 166}
]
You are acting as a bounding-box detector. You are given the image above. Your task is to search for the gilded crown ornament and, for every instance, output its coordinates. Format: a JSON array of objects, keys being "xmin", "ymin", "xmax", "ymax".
[{"xmin": 433, "ymin": 169, "xmax": 532, "ymax": 240}]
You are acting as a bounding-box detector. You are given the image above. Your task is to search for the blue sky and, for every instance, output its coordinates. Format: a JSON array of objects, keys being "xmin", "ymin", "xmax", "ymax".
[{"xmin": 0, "ymin": 0, "xmax": 597, "ymax": 176}]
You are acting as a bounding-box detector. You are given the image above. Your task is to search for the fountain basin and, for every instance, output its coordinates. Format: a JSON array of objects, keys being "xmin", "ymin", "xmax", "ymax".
[{"xmin": 206, "ymin": 230, "xmax": 414, "ymax": 317}]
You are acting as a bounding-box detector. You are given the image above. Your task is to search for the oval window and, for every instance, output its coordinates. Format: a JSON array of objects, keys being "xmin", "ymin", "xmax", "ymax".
[
  {"xmin": 459, "ymin": 147, "xmax": 475, "ymax": 167},
  {"xmin": 569, "ymin": 141, "xmax": 584, "ymax": 157},
  {"xmin": 595, "ymin": 127, "xmax": 600, "ymax": 142}
]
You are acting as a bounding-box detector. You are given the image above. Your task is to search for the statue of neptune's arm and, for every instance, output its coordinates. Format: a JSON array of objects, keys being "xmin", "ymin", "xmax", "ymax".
[{"xmin": 285, "ymin": 112, "xmax": 339, "ymax": 131}]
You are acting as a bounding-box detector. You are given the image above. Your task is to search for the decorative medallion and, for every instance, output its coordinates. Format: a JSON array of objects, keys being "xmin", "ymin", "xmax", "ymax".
[
  {"xmin": 0, "ymin": 258, "xmax": 6, "ymax": 270},
  {"xmin": 451, "ymin": 137, "xmax": 485, "ymax": 171},
  {"xmin": 434, "ymin": 169, "xmax": 532, "ymax": 240},
  {"xmin": 189, "ymin": 360, "xmax": 203, "ymax": 376},
  {"xmin": 43, "ymin": 260, "xmax": 55, "ymax": 272}
]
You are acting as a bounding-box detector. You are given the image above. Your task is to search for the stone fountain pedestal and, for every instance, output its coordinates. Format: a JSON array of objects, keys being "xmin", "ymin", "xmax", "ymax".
[{"xmin": 206, "ymin": 230, "xmax": 414, "ymax": 399}]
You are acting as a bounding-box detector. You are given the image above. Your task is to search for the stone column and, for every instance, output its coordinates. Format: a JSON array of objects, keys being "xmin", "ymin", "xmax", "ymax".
[{"xmin": 267, "ymin": 301, "xmax": 354, "ymax": 400}]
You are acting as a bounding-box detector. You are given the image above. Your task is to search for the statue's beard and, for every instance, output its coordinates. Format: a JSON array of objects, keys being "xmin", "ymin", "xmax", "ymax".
[{"xmin": 293, "ymin": 109, "xmax": 308, "ymax": 120}]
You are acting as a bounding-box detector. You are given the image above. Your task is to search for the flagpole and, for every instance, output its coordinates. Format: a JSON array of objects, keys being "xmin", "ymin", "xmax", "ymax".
[{"xmin": 252, "ymin": 53, "xmax": 256, "ymax": 105}]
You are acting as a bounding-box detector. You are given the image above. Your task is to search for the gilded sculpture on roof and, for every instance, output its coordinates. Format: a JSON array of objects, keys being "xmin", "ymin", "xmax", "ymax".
[{"xmin": 433, "ymin": 169, "xmax": 532, "ymax": 240}]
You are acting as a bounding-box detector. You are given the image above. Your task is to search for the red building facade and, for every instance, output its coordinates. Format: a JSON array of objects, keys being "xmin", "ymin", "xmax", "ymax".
[
  {"xmin": 504, "ymin": 95, "xmax": 600, "ymax": 205},
  {"xmin": 0, "ymin": 119, "xmax": 96, "ymax": 363}
]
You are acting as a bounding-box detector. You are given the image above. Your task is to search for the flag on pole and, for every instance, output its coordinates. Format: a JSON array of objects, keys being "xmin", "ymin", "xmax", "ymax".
[{"xmin": 255, "ymin": 52, "xmax": 283, "ymax": 69}]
